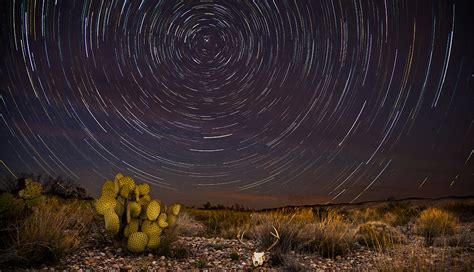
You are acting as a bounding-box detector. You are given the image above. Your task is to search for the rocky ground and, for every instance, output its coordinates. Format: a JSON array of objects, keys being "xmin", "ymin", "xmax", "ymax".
[{"xmin": 42, "ymin": 224, "xmax": 473, "ymax": 271}]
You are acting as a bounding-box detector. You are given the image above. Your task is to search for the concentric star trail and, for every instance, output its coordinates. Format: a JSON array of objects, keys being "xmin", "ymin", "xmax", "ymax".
[{"xmin": 0, "ymin": 0, "xmax": 472, "ymax": 208}]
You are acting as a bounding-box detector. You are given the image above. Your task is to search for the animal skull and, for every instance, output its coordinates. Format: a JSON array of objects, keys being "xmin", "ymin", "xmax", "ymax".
[{"xmin": 252, "ymin": 252, "xmax": 265, "ymax": 267}]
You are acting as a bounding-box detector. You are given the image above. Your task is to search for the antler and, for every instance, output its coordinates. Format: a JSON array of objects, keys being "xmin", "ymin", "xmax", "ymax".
[
  {"xmin": 237, "ymin": 228, "xmax": 251, "ymax": 249},
  {"xmin": 266, "ymin": 225, "xmax": 280, "ymax": 251}
]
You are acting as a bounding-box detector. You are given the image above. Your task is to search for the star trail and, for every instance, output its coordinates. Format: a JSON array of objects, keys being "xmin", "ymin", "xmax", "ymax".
[{"xmin": 1, "ymin": 0, "xmax": 473, "ymax": 208}]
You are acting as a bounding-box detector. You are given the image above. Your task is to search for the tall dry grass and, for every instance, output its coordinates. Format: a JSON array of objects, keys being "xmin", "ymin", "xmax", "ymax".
[
  {"xmin": 0, "ymin": 197, "xmax": 94, "ymax": 267},
  {"xmin": 248, "ymin": 208, "xmax": 356, "ymax": 258},
  {"xmin": 185, "ymin": 208, "xmax": 251, "ymax": 238},
  {"xmin": 415, "ymin": 208, "xmax": 457, "ymax": 246}
]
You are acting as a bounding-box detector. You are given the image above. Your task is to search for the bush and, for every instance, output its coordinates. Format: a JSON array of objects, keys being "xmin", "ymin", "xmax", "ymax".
[
  {"xmin": 415, "ymin": 208, "xmax": 457, "ymax": 245},
  {"xmin": 0, "ymin": 193, "xmax": 25, "ymax": 219},
  {"xmin": 356, "ymin": 221, "xmax": 406, "ymax": 250}
]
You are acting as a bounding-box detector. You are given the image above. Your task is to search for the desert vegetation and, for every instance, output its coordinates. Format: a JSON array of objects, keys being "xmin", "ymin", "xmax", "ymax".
[{"xmin": 0, "ymin": 175, "xmax": 472, "ymax": 270}]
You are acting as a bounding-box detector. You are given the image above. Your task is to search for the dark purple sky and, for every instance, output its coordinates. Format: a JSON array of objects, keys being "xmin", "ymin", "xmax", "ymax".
[{"xmin": 1, "ymin": 0, "xmax": 473, "ymax": 209}]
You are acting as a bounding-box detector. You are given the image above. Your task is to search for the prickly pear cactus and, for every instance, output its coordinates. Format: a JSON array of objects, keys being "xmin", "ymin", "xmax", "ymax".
[
  {"xmin": 18, "ymin": 178, "xmax": 46, "ymax": 206},
  {"xmin": 94, "ymin": 173, "xmax": 181, "ymax": 253}
]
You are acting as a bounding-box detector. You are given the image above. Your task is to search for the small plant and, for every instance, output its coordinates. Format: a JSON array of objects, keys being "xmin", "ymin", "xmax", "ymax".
[
  {"xmin": 94, "ymin": 173, "xmax": 181, "ymax": 253},
  {"xmin": 415, "ymin": 208, "xmax": 457, "ymax": 245},
  {"xmin": 173, "ymin": 245, "xmax": 189, "ymax": 259},
  {"xmin": 356, "ymin": 221, "xmax": 406, "ymax": 250},
  {"xmin": 196, "ymin": 258, "xmax": 206, "ymax": 268},
  {"xmin": 211, "ymin": 243, "xmax": 224, "ymax": 250},
  {"xmin": 229, "ymin": 251, "xmax": 240, "ymax": 261}
]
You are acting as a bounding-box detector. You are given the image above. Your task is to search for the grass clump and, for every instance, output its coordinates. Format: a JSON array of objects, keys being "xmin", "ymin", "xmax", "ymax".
[
  {"xmin": 356, "ymin": 221, "xmax": 406, "ymax": 250},
  {"xmin": 173, "ymin": 245, "xmax": 189, "ymax": 259},
  {"xmin": 415, "ymin": 208, "xmax": 457, "ymax": 245},
  {"xmin": 300, "ymin": 211, "xmax": 356, "ymax": 258},
  {"xmin": 196, "ymin": 258, "xmax": 206, "ymax": 268}
]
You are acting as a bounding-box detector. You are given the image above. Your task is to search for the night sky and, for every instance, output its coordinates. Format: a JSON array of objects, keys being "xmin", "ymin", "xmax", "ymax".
[{"xmin": 1, "ymin": 0, "xmax": 473, "ymax": 209}]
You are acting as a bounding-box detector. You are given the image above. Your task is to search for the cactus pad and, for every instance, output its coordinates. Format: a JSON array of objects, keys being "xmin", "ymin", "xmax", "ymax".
[
  {"xmin": 129, "ymin": 201, "xmax": 142, "ymax": 217},
  {"xmin": 146, "ymin": 200, "xmax": 161, "ymax": 221},
  {"xmin": 142, "ymin": 221, "xmax": 162, "ymax": 236},
  {"xmin": 138, "ymin": 183, "xmax": 150, "ymax": 195},
  {"xmin": 127, "ymin": 232, "xmax": 148, "ymax": 253},
  {"xmin": 158, "ymin": 213, "xmax": 168, "ymax": 228},
  {"xmin": 115, "ymin": 173, "xmax": 124, "ymax": 182},
  {"xmin": 147, "ymin": 233, "xmax": 161, "ymax": 249},
  {"xmin": 124, "ymin": 219, "xmax": 140, "ymax": 238},
  {"xmin": 169, "ymin": 203, "xmax": 181, "ymax": 216},
  {"xmin": 95, "ymin": 196, "xmax": 117, "ymax": 215},
  {"xmin": 104, "ymin": 210, "xmax": 120, "ymax": 234}
]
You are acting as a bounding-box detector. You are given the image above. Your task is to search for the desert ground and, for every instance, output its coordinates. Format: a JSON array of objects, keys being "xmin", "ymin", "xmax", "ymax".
[{"xmin": 0, "ymin": 181, "xmax": 473, "ymax": 271}]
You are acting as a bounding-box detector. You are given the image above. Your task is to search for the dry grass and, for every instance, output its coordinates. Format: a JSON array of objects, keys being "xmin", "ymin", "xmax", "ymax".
[
  {"xmin": 0, "ymin": 196, "xmax": 94, "ymax": 267},
  {"xmin": 185, "ymin": 208, "xmax": 251, "ymax": 238},
  {"xmin": 356, "ymin": 221, "xmax": 406, "ymax": 250},
  {"xmin": 372, "ymin": 237, "xmax": 473, "ymax": 271},
  {"xmin": 247, "ymin": 209, "xmax": 356, "ymax": 258},
  {"xmin": 415, "ymin": 208, "xmax": 458, "ymax": 245}
]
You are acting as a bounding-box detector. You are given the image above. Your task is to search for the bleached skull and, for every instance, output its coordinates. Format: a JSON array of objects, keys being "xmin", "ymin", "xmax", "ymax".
[{"xmin": 252, "ymin": 252, "xmax": 265, "ymax": 266}]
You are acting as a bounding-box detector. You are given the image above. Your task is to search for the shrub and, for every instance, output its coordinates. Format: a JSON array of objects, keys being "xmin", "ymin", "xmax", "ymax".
[
  {"xmin": 0, "ymin": 193, "xmax": 25, "ymax": 218},
  {"xmin": 356, "ymin": 221, "xmax": 406, "ymax": 250},
  {"xmin": 415, "ymin": 208, "xmax": 457, "ymax": 245}
]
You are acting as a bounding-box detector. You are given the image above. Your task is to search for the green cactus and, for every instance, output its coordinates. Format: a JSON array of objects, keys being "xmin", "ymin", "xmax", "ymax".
[
  {"xmin": 94, "ymin": 174, "xmax": 181, "ymax": 253},
  {"xmin": 19, "ymin": 178, "xmax": 43, "ymax": 199}
]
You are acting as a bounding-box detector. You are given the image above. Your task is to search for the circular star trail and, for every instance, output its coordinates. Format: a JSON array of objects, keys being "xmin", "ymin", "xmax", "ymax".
[{"xmin": 1, "ymin": 0, "xmax": 473, "ymax": 208}]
